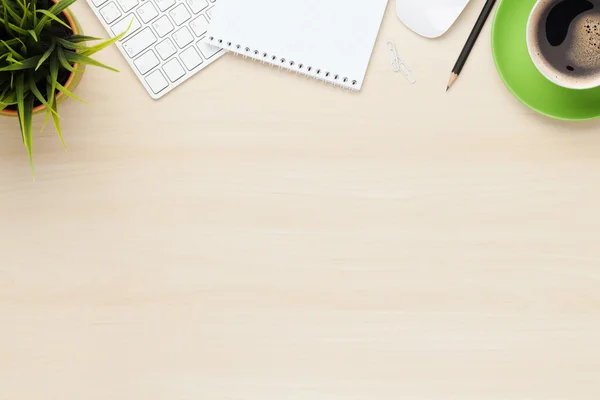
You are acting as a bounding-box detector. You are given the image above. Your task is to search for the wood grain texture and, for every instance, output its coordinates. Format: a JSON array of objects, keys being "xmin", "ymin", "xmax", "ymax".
[{"xmin": 2, "ymin": 1, "xmax": 600, "ymax": 399}]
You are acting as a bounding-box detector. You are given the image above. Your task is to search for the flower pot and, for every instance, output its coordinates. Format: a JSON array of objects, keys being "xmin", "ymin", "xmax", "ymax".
[{"xmin": 0, "ymin": 7, "xmax": 87, "ymax": 118}]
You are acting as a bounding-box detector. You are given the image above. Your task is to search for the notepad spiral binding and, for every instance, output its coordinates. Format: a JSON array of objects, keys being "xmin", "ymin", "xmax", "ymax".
[{"xmin": 207, "ymin": 36, "xmax": 359, "ymax": 90}]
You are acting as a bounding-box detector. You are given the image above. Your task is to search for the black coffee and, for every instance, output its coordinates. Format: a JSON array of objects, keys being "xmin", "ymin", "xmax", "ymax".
[
  {"xmin": 545, "ymin": 0, "xmax": 593, "ymax": 46},
  {"xmin": 530, "ymin": 0, "xmax": 600, "ymax": 84}
]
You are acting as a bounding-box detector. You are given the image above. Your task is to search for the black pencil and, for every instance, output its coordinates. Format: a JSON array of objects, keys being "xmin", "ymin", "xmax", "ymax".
[{"xmin": 447, "ymin": 0, "xmax": 497, "ymax": 91}]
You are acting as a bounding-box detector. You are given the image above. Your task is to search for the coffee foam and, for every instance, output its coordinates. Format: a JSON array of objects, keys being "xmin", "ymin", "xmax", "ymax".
[
  {"xmin": 529, "ymin": 0, "xmax": 600, "ymax": 86},
  {"xmin": 567, "ymin": 14, "xmax": 600, "ymax": 69}
]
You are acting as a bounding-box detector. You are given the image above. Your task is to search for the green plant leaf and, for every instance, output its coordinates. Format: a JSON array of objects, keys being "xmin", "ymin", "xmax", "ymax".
[
  {"xmin": 68, "ymin": 34, "xmax": 102, "ymax": 43},
  {"xmin": 6, "ymin": 53, "xmax": 22, "ymax": 63},
  {"xmin": 0, "ymin": 0, "xmax": 23, "ymax": 25},
  {"xmin": 47, "ymin": 53, "xmax": 58, "ymax": 110},
  {"xmin": 55, "ymin": 80, "xmax": 88, "ymax": 104},
  {"xmin": 64, "ymin": 51, "xmax": 119, "ymax": 72},
  {"xmin": 2, "ymin": 4, "xmax": 11, "ymax": 35},
  {"xmin": 34, "ymin": 0, "xmax": 77, "ymax": 35},
  {"xmin": 0, "ymin": 39, "xmax": 24, "ymax": 61},
  {"xmin": 0, "ymin": 86, "xmax": 12, "ymax": 110},
  {"xmin": 15, "ymin": 73, "xmax": 25, "ymax": 125},
  {"xmin": 80, "ymin": 21, "xmax": 130, "ymax": 56},
  {"xmin": 0, "ymin": 55, "xmax": 41, "ymax": 71},
  {"xmin": 55, "ymin": 37, "xmax": 88, "ymax": 51},
  {"xmin": 0, "ymin": 98, "xmax": 15, "ymax": 108},
  {"xmin": 56, "ymin": 45, "xmax": 82, "ymax": 72},
  {"xmin": 35, "ymin": 39, "xmax": 55, "ymax": 70},
  {"xmin": 0, "ymin": 87, "xmax": 8, "ymax": 102},
  {"xmin": 15, "ymin": 73, "xmax": 34, "ymax": 176},
  {"xmin": 28, "ymin": 68, "xmax": 65, "ymax": 150},
  {"xmin": 10, "ymin": 22, "xmax": 28, "ymax": 34},
  {"xmin": 13, "ymin": 37, "xmax": 26, "ymax": 52},
  {"xmin": 32, "ymin": 0, "xmax": 37, "ymax": 27},
  {"xmin": 27, "ymin": 70, "xmax": 58, "ymax": 117},
  {"xmin": 0, "ymin": 37, "xmax": 22, "ymax": 48},
  {"xmin": 1, "ymin": 87, "xmax": 16, "ymax": 104},
  {"xmin": 35, "ymin": 8, "xmax": 71, "ymax": 30},
  {"xmin": 0, "ymin": 15, "xmax": 29, "ymax": 34},
  {"xmin": 28, "ymin": 29, "xmax": 37, "ymax": 41},
  {"xmin": 15, "ymin": 0, "xmax": 27, "ymax": 16},
  {"xmin": 50, "ymin": 97, "xmax": 65, "ymax": 150},
  {"xmin": 42, "ymin": 79, "xmax": 53, "ymax": 132},
  {"xmin": 48, "ymin": 0, "xmax": 77, "ymax": 17},
  {"xmin": 17, "ymin": 0, "xmax": 28, "ymax": 28}
]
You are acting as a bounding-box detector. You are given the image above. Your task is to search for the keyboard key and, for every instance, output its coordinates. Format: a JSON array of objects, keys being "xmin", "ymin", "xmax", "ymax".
[
  {"xmin": 152, "ymin": 15, "xmax": 174, "ymax": 37},
  {"xmin": 154, "ymin": 0, "xmax": 175, "ymax": 11},
  {"xmin": 162, "ymin": 58, "xmax": 185, "ymax": 82},
  {"xmin": 206, "ymin": 7, "xmax": 213, "ymax": 19},
  {"xmin": 137, "ymin": 1, "xmax": 159, "ymax": 23},
  {"xmin": 179, "ymin": 46, "xmax": 203, "ymax": 70},
  {"xmin": 110, "ymin": 14, "xmax": 141, "ymax": 39},
  {"xmin": 145, "ymin": 69, "xmax": 169, "ymax": 94},
  {"xmin": 155, "ymin": 38, "xmax": 177, "ymax": 60},
  {"xmin": 116, "ymin": 0, "xmax": 138, "ymax": 12},
  {"xmin": 133, "ymin": 50, "xmax": 160, "ymax": 74},
  {"xmin": 122, "ymin": 27, "xmax": 157, "ymax": 58},
  {"xmin": 169, "ymin": 4, "xmax": 191, "ymax": 25},
  {"xmin": 197, "ymin": 39, "xmax": 221, "ymax": 59},
  {"xmin": 100, "ymin": 2, "xmax": 122, "ymax": 24},
  {"xmin": 190, "ymin": 15, "xmax": 209, "ymax": 37},
  {"xmin": 92, "ymin": 0, "xmax": 108, "ymax": 7},
  {"xmin": 186, "ymin": 0, "xmax": 208, "ymax": 14},
  {"xmin": 173, "ymin": 26, "xmax": 193, "ymax": 48}
]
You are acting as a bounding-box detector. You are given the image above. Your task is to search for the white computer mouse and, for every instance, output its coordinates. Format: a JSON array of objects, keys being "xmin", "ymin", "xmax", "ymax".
[{"xmin": 397, "ymin": 0, "xmax": 471, "ymax": 38}]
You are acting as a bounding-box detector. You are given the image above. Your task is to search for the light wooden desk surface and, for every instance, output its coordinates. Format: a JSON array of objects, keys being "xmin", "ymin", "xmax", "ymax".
[{"xmin": 2, "ymin": 1, "xmax": 600, "ymax": 399}]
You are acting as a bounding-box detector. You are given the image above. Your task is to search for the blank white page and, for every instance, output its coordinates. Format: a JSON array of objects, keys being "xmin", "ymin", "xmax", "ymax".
[{"xmin": 206, "ymin": 0, "xmax": 388, "ymax": 90}]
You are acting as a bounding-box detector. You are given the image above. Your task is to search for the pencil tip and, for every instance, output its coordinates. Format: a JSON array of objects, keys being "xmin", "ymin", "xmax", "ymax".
[{"xmin": 446, "ymin": 73, "xmax": 458, "ymax": 91}]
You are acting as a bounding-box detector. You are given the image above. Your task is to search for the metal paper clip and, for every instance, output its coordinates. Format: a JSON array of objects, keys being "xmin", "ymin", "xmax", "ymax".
[{"xmin": 387, "ymin": 41, "xmax": 416, "ymax": 84}]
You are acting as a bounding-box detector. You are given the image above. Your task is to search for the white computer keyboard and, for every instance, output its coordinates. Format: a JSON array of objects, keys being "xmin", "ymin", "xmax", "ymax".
[{"xmin": 86, "ymin": 0, "xmax": 224, "ymax": 99}]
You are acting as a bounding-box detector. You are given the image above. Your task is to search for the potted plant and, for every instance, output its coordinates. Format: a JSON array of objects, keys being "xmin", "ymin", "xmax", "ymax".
[{"xmin": 0, "ymin": 0, "xmax": 125, "ymax": 174}]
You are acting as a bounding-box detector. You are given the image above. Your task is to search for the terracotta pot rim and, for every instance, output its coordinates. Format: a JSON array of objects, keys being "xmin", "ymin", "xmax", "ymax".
[{"xmin": 1, "ymin": 6, "xmax": 80, "ymax": 117}]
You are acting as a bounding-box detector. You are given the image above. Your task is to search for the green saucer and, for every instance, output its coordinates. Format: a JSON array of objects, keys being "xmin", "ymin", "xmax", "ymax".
[{"xmin": 492, "ymin": 0, "xmax": 600, "ymax": 120}]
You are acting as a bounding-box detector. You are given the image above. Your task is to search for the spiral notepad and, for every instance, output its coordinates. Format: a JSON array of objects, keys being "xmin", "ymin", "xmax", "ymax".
[{"xmin": 206, "ymin": 0, "xmax": 388, "ymax": 90}]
